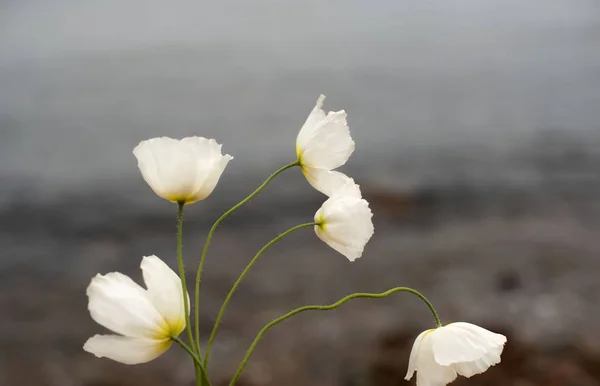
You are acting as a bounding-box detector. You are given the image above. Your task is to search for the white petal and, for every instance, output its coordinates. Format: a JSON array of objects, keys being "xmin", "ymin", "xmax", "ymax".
[
  {"xmin": 150, "ymin": 138, "xmax": 204, "ymax": 201},
  {"xmin": 406, "ymin": 324, "xmax": 506, "ymax": 385},
  {"xmin": 431, "ymin": 323, "xmax": 506, "ymax": 366},
  {"xmin": 314, "ymin": 181, "xmax": 374, "ymax": 261},
  {"xmin": 83, "ymin": 334, "xmax": 171, "ymax": 365},
  {"xmin": 87, "ymin": 272, "xmax": 167, "ymax": 339},
  {"xmin": 405, "ymin": 329, "xmax": 433, "ymax": 380},
  {"xmin": 141, "ymin": 256, "xmax": 188, "ymax": 336},
  {"xmin": 302, "ymin": 167, "xmax": 352, "ymax": 197},
  {"xmin": 314, "ymin": 229, "xmax": 358, "ymax": 261},
  {"xmin": 134, "ymin": 137, "xmax": 199, "ymax": 203},
  {"xmin": 133, "ymin": 139, "xmax": 166, "ymax": 198},
  {"xmin": 181, "ymin": 137, "xmax": 233, "ymax": 203},
  {"xmin": 450, "ymin": 322, "xmax": 507, "ymax": 347},
  {"xmin": 133, "ymin": 136, "xmax": 232, "ymax": 204},
  {"xmin": 298, "ymin": 110, "xmax": 355, "ymax": 170},
  {"xmin": 452, "ymin": 351, "xmax": 502, "ymax": 378},
  {"xmin": 329, "ymin": 178, "xmax": 363, "ymax": 199},
  {"xmin": 413, "ymin": 330, "xmax": 457, "ymax": 386},
  {"xmin": 296, "ymin": 94, "xmax": 327, "ymax": 154}
]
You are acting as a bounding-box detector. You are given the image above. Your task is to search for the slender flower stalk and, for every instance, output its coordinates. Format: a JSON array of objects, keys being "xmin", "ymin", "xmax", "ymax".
[
  {"xmin": 203, "ymin": 222, "xmax": 318, "ymax": 367},
  {"xmin": 176, "ymin": 203, "xmax": 204, "ymax": 385},
  {"xmin": 193, "ymin": 161, "xmax": 299, "ymax": 356},
  {"xmin": 229, "ymin": 287, "xmax": 441, "ymax": 385},
  {"xmin": 172, "ymin": 337, "xmax": 212, "ymax": 386}
]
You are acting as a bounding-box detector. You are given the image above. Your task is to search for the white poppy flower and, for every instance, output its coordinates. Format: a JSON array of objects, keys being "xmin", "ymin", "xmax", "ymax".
[
  {"xmin": 133, "ymin": 136, "xmax": 233, "ymax": 204},
  {"xmin": 405, "ymin": 323, "xmax": 507, "ymax": 386},
  {"xmin": 296, "ymin": 95, "xmax": 355, "ymax": 196},
  {"xmin": 314, "ymin": 179, "xmax": 374, "ymax": 261},
  {"xmin": 83, "ymin": 255, "xmax": 188, "ymax": 365}
]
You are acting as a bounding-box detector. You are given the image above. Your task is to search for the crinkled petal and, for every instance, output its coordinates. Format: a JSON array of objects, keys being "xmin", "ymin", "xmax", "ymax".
[
  {"xmin": 299, "ymin": 110, "xmax": 354, "ymax": 170},
  {"xmin": 302, "ymin": 167, "xmax": 352, "ymax": 196},
  {"xmin": 315, "ymin": 227, "xmax": 361, "ymax": 261},
  {"xmin": 83, "ymin": 334, "xmax": 171, "ymax": 365},
  {"xmin": 296, "ymin": 94, "xmax": 327, "ymax": 154},
  {"xmin": 416, "ymin": 331, "xmax": 458, "ymax": 386},
  {"xmin": 182, "ymin": 137, "xmax": 233, "ymax": 203},
  {"xmin": 330, "ymin": 178, "xmax": 362, "ymax": 199},
  {"xmin": 87, "ymin": 272, "xmax": 167, "ymax": 339},
  {"xmin": 315, "ymin": 217, "xmax": 373, "ymax": 261},
  {"xmin": 432, "ymin": 323, "xmax": 506, "ymax": 366},
  {"xmin": 406, "ymin": 329, "xmax": 434, "ymax": 380},
  {"xmin": 141, "ymin": 255, "xmax": 188, "ymax": 336},
  {"xmin": 452, "ymin": 351, "xmax": 502, "ymax": 378}
]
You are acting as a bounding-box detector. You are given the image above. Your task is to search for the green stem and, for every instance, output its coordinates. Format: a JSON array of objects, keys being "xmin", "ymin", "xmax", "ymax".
[
  {"xmin": 172, "ymin": 336, "xmax": 212, "ymax": 386},
  {"xmin": 194, "ymin": 161, "xmax": 299, "ymax": 356},
  {"xmin": 204, "ymin": 222, "xmax": 317, "ymax": 367},
  {"xmin": 176, "ymin": 203, "xmax": 201, "ymax": 384},
  {"xmin": 229, "ymin": 287, "xmax": 441, "ymax": 385}
]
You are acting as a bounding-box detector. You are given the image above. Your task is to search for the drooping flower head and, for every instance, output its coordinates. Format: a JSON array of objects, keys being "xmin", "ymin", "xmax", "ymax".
[
  {"xmin": 405, "ymin": 322, "xmax": 507, "ymax": 386},
  {"xmin": 134, "ymin": 136, "xmax": 233, "ymax": 204},
  {"xmin": 83, "ymin": 255, "xmax": 188, "ymax": 365},
  {"xmin": 314, "ymin": 179, "xmax": 374, "ymax": 261},
  {"xmin": 296, "ymin": 95, "xmax": 355, "ymax": 196}
]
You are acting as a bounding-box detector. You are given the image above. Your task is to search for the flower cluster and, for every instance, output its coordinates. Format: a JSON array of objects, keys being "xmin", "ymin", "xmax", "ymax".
[{"xmin": 83, "ymin": 95, "xmax": 505, "ymax": 386}]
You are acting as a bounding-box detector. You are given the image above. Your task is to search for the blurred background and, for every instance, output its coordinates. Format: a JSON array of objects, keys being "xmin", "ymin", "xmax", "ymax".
[{"xmin": 2, "ymin": 0, "xmax": 600, "ymax": 385}]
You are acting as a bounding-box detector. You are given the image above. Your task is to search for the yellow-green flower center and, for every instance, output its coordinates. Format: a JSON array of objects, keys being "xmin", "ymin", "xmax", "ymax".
[
  {"xmin": 296, "ymin": 145, "xmax": 305, "ymax": 166},
  {"xmin": 315, "ymin": 213, "xmax": 326, "ymax": 228}
]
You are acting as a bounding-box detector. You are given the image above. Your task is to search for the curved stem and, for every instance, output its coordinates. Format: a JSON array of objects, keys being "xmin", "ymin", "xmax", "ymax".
[
  {"xmin": 204, "ymin": 222, "xmax": 317, "ymax": 367},
  {"xmin": 172, "ymin": 336, "xmax": 212, "ymax": 386},
  {"xmin": 176, "ymin": 203, "xmax": 201, "ymax": 384},
  {"xmin": 229, "ymin": 287, "xmax": 441, "ymax": 385},
  {"xmin": 194, "ymin": 161, "xmax": 299, "ymax": 356}
]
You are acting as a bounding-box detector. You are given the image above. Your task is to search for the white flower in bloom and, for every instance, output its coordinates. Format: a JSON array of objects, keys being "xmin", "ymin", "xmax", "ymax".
[
  {"xmin": 83, "ymin": 255, "xmax": 188, "ymax": 365},
  {"xmin": 405, "ymin": 323, "xmax": 507, "ymax": 386},
  {"xmin": 296, "ymin": 95, "xmax": 355, "ymax": 196},
  {"xmin": 314, "ymin": 179, "xmax": 374, "ymax": 261},
  {"xmin": 133, "ymin": 136, "xmax": 233, "ymax": 204}
]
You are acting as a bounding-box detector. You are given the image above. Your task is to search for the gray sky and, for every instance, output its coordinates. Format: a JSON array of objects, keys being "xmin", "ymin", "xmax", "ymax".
[{"xmin": 2, "ymin": 0, "xmax": 596, "ymax": 64}]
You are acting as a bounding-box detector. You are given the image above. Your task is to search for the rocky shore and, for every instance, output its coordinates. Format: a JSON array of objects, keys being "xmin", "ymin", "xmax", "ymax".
[{"xmin": 2, "ymin": 179, "xmax": 600, "ymax": 385}]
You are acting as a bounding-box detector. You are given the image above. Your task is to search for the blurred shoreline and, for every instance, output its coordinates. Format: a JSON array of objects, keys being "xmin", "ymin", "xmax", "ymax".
[
  {"xmin": 2, "ymin": 134, "xmax": 600, "ymax": 385},
  {"xmin": 3, "ymin": 179, "xmax": 600, "ymax": 384}
]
